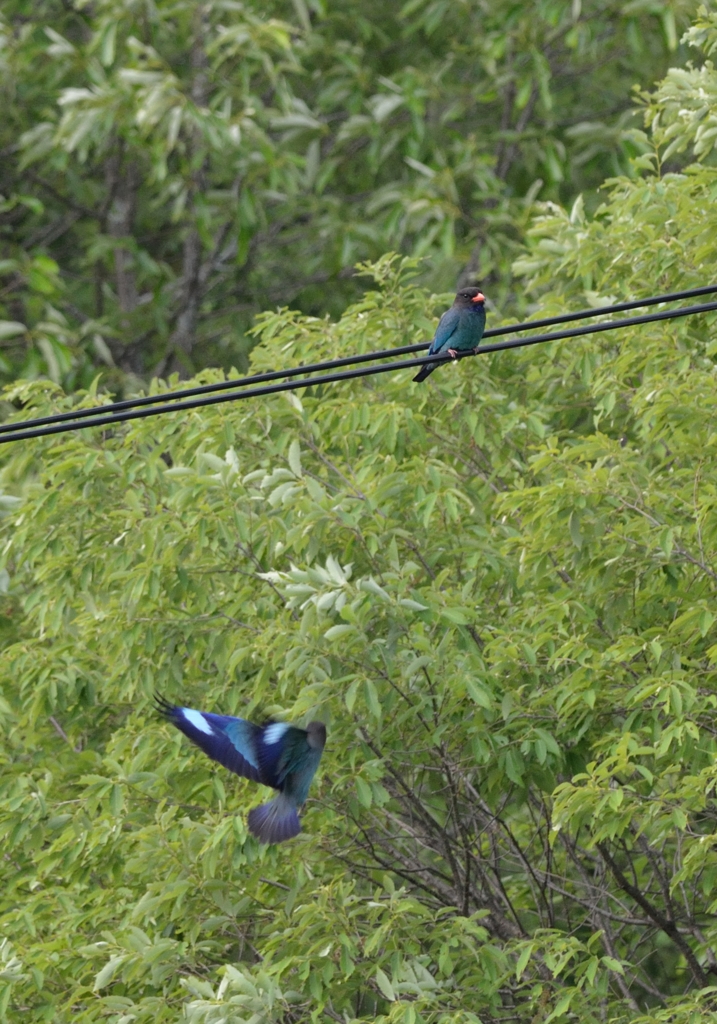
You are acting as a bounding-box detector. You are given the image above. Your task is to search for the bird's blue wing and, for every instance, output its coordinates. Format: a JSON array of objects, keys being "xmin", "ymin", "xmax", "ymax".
[
  {"xmin": 428, "ymin": 308, "xmax": 460, "ymax": 355},
  {"xmin": 156, "ymin": 696, "xmax": 263, "ymax": 783}
]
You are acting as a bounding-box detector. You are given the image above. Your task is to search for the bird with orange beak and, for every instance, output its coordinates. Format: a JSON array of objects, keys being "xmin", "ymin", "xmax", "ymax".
[{"xmin": 413, "ymin": 286, "xmax": 486, "ymax": 382}]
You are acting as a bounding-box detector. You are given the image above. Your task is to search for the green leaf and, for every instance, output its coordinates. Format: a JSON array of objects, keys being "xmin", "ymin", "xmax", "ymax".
[
  {"xmin": 600, "ymin": 956, "xmax": 625, "ymax": 975},
  {"xmin": 355, "ymin": 777, "xmax": 372, "ymax": 808},
  {"xmin": 515, "ymin": 943, "xmax": 533, "ymax": 980},
  {"xmin": 0, "ymin": 322, "xmax": 26, "ymax": 340},
  {"xmin": 324, "ymin": 624, "xmax": 355, "ymax": 640},
  {"xmin": 288, "ymin": 440, "xmax": 302, "ymax": 478},
  {"xmin": 545, "ymin": 989, "xmax": 575, "ymax": 1022},
  {"xmin": 568, "ymin": 511, "xmax": 583, "ymax": 549},
  {"xmin": 94, "ymin": 956, "xmax": 127, "ymax": 991},
  {"xmin": 375, "ymin": 967, "xmax": 395, "ymax": 1001},
  {"xmin": 360, "ymin": 578, "xmax": 391, "ymax": 602},
  {"xmin": 364, "ymin": 679, "xmax": 381, "ymax": 719},
  {"xmin": 466, "ymin": 678, "xmax": 492, "ymax": 709}
]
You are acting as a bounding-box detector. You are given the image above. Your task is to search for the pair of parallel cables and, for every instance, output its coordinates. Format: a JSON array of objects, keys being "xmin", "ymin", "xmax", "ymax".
[{"xmin": 1, "ymin": 285, "xmax": 717, "ymax": 445}]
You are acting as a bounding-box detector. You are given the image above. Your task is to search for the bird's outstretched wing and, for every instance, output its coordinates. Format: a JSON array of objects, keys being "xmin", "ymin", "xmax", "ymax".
[{"xmin": 155, "ymin": 695, "xmax": 263, "ymax": 783}]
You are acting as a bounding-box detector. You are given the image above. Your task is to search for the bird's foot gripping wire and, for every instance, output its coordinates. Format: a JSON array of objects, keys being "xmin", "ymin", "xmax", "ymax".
[{"xmin": 448, "ymin": 348, "xmax": 458, "ymax": 358}]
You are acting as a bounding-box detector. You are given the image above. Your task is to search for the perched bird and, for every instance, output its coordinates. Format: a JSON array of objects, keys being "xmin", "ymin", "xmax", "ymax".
[
  {"xmin": 156, "ymin": 695, "xmax": 326, "ymax": 844},
  {"xmin": 413, "ymin": 286, "xmax": 486, "ymax": 383}
]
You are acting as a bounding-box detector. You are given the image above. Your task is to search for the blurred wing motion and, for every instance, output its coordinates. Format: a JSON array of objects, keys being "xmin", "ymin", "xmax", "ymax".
[
  {"xmin": 156, "ymin": 695, "xmax": 326, "ymax": 844},
  {"xmin": 155, "ymin": 694, "xmax": 262, "ymax": 782}
]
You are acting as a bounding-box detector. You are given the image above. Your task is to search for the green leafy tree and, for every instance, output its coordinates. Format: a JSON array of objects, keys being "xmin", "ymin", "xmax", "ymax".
[
  {"xmin": 0, "ymin": 0, "xmax": 698, "ymax": 388},
  {"xmin": 4, "ymin": 9, "xmax": 717, "ymax": 1023}
]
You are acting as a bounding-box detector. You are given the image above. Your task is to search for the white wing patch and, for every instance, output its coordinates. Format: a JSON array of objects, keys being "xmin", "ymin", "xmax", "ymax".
[
  {"xmin": 264, "ymin": 722, "xmax": 290, "ymax": 745},
  {"xmin": 182, "ymin": 708, "xmax": 214, "ymax": 735}
]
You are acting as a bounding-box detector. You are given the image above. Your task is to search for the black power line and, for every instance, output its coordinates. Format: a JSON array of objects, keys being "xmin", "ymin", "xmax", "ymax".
[
  {"xmin": 1, "ymin": 296, "xmax": 716, "ymax": 445},
  {"xmin": 2, "ymin": 283, "xmax": 717, "ymax": 440}
]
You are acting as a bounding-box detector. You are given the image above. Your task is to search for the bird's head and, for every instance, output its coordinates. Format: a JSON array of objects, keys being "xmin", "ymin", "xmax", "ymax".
[
  {"xmin": 306, "ymin": 721, "xmax": 327, "ymax": 750},
  {"xmin": 454, "ymin": 286, "xmax": 485, "ymax": 307}
]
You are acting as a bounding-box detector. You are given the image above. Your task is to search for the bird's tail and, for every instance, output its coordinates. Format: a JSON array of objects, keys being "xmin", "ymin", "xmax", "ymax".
[
  {"xmin": 412, "ymin": 362, "xmax": 436, "ymax": 383},
  {"xmin": 247, "ymin": 793, "xmax": 301, "ymax": 844}
]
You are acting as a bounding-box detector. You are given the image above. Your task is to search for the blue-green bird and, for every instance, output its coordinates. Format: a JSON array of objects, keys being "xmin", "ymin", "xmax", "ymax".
[
  {"xmin": 156, "ymin": 696, "xmax": 326, "ymax": 843},
  {"xmin": 413, "ymin": 286, "xmax": 486, "ymax": 382}
]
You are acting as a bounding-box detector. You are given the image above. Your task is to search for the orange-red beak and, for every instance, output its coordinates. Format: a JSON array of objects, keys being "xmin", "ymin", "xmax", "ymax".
[{"xmin": 472, "ymin": 292, "xmax": 485, "ymax": 303}]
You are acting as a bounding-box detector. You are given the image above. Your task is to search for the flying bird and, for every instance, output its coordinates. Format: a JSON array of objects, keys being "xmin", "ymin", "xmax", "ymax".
[
  {"xmin": 413, "ymin": 286, "xmax": 486, "ymax": 383},
  {"xmin": 156, "ymin": 696, "xmax": 326, "ymax": 843}
]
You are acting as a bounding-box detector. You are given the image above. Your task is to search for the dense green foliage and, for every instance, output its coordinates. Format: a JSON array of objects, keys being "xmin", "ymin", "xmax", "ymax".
[
  {"xmin": 0, "ymin": 0, "xmax": 697, "ymax": 388},
  {"xmin": 4, "ymin": 6, "xmax": 717, "ymax": 1024}
]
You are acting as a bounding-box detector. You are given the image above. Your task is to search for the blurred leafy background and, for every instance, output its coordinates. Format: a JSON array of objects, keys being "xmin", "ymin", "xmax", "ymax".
[{"xmin": 0, "ymin": 0, "xmax": 699, "ymax": 387}]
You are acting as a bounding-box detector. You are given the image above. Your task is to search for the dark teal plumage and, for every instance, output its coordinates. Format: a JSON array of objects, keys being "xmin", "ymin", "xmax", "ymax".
[
  {"xmin": 156, "ymin": 696, "xmax": 326, "ymax": 843},
  {"xmin": 413, "ymin": 286, "xmax": 486, "ymax": 382}
]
